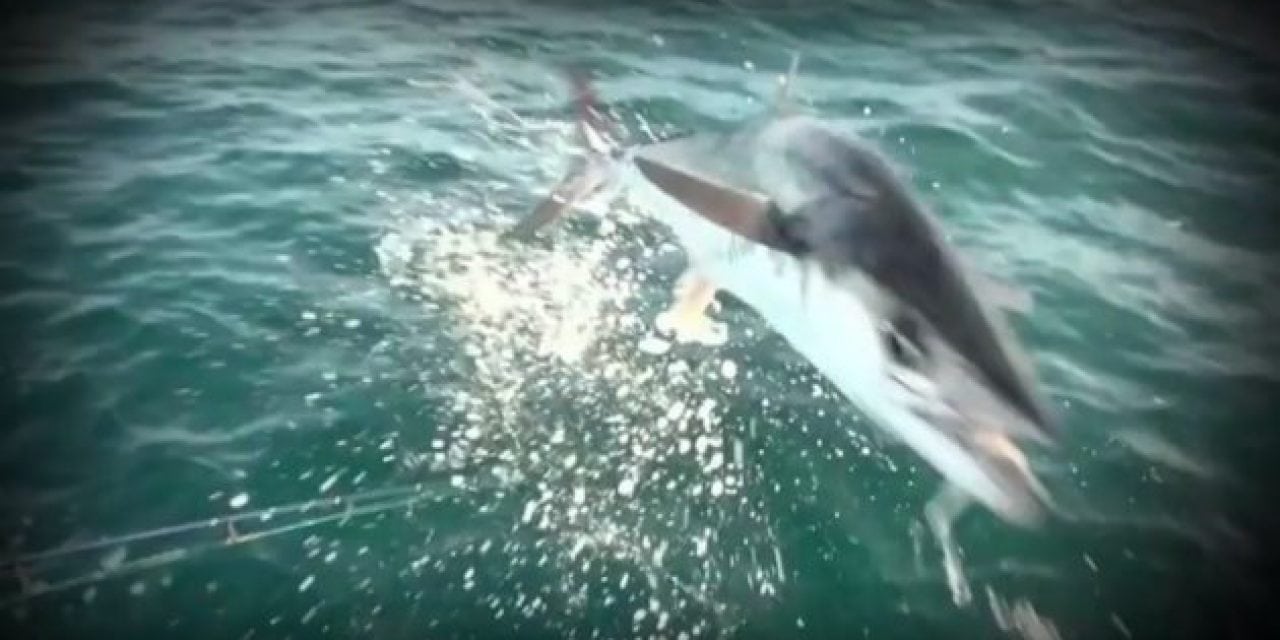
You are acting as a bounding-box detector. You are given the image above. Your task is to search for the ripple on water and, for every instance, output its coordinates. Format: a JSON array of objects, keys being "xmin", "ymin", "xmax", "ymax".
[{"xmin": 3, "ymin": 1, "xmax": 1278, "ymax": 638}]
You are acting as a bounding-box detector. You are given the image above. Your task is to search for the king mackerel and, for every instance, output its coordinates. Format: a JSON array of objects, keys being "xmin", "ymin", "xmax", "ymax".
[{"xmin": 509, "ymin": 58, "xmax": 1059, "ymax": 606}]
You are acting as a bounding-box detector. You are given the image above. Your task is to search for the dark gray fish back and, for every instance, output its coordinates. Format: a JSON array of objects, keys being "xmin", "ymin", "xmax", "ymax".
[{"xmin": 781, "ymin": 128, "xmax": 1052, "ymax": 435}]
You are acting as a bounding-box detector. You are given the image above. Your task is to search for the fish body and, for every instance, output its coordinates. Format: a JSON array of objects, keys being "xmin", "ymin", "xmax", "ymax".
[{"xmin": 513, "ymin": 71, "xmax": 1058, "ymax": 532}]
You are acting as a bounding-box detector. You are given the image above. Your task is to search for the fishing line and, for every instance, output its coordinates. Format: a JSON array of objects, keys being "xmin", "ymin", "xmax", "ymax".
[
  {"xmin": 4, "ymin": 452, "xmax": 514, "ymax": 575},
  {"xmin": 2, "ymin": 484, "xmax": 426, "ymax": 571},
  {"xmin": 1, "ymin": 448, "xmax": 526, "ymax": 606},
  {"xmin": 1, "ymin": 491, "xmax": 433, "ymax": 608}
]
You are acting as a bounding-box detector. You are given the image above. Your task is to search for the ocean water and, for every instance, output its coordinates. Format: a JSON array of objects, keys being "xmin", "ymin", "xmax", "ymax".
[{"xmin": 2, "ymin": 1, "xmax": 1279, "ymax": 638}]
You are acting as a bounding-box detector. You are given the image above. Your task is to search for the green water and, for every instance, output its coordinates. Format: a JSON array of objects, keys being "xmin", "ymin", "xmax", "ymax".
[{"xmin": 2, "ymin": 1, "xmax": 1278, "ymax": 638}]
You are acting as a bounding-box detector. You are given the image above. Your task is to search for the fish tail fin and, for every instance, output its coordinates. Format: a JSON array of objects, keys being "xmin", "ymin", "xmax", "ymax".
[
  {"xmin": 507, "ymin": 67, "xmax": 625, "ymax": 241},
  {"xmin": 507, "ymin": 156, "xmax": 613, "ymax": 240},
  {"xmin": 567, "ymin": 67, "xmax": 627, "ymax": 153}
]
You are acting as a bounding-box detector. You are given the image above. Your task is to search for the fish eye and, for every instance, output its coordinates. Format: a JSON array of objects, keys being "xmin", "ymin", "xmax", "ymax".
[
  {"xmin": 881, "ymin": 316, "xmax": 926, "ymax": 369},
  {"xmin": 885, "ymin": 328, "xmax": 909, "ymax": 361}
]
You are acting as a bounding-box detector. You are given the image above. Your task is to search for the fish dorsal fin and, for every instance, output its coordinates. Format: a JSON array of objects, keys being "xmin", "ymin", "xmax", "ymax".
[
  {"xmin": 633, "ymin": 156, "xmax": 802, "ymax": 255},
  {"xmin": 771, "ymin": 51, "xmax": 802, "ymax": 113}
]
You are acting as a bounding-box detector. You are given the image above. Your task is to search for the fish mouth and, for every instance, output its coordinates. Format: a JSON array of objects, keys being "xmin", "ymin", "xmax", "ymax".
[
  {"xmin": 797, "ymin": 271, "xmax": 1052, "ymax": 528},
  {"xmin": 866, "ymin": 299, "xmax": 1053, "ymax": 526},
  {"xmin": 896, "ymin": 383, "xmax": 1049, "ymax": 527},
  {"xmin": 965, "ymin": 429, "xmax": 1048, "ymax": 526}
]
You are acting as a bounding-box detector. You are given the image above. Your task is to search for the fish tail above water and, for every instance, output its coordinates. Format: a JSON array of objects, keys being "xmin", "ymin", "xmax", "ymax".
[{"xmin": 505, "ymin": 67, "xmax": 628, "ymax": 241}]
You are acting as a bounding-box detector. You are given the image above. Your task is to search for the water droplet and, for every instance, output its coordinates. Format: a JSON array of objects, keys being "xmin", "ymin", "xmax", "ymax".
[
  {"xmin": 637, "ymin": 336, "xmax": 670, "ymax": 355},
  {"xmin": 318, "ymin": 470, "xmax": 342, "ymax": 494},
  {"xmin": 706, "ymin": 452, "xmax": 724, "ymax": 472}
]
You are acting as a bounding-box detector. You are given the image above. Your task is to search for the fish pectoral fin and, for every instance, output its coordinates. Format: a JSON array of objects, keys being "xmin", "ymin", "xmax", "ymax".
[{"xmin": 633, "ymin": 156, "xmax": 800, "ymax": 254}]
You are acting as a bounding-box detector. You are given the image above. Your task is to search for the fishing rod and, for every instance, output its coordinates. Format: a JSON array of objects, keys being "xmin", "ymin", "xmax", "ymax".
[
  {"xmin": 1, "ymin": 488, "xmax": 433, "ymax": 608},
  {"xmin": 2, "ymin": 457, "xmax": 519, "ymax": 607},
  {"xmin": 1, "ymin": 483, "xmax": 425, "ymax": 571}
]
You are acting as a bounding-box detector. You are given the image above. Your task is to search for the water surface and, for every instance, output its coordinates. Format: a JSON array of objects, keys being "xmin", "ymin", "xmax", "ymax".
[{"xmin": 2, "ymin": 1, "xmax": 1278, "ymax": 638}]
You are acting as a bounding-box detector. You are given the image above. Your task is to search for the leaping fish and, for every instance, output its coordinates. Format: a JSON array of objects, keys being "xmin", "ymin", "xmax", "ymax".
[{"xmin": 508, "ymin": 57, "xmax": 1060, "ymax": 606}]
